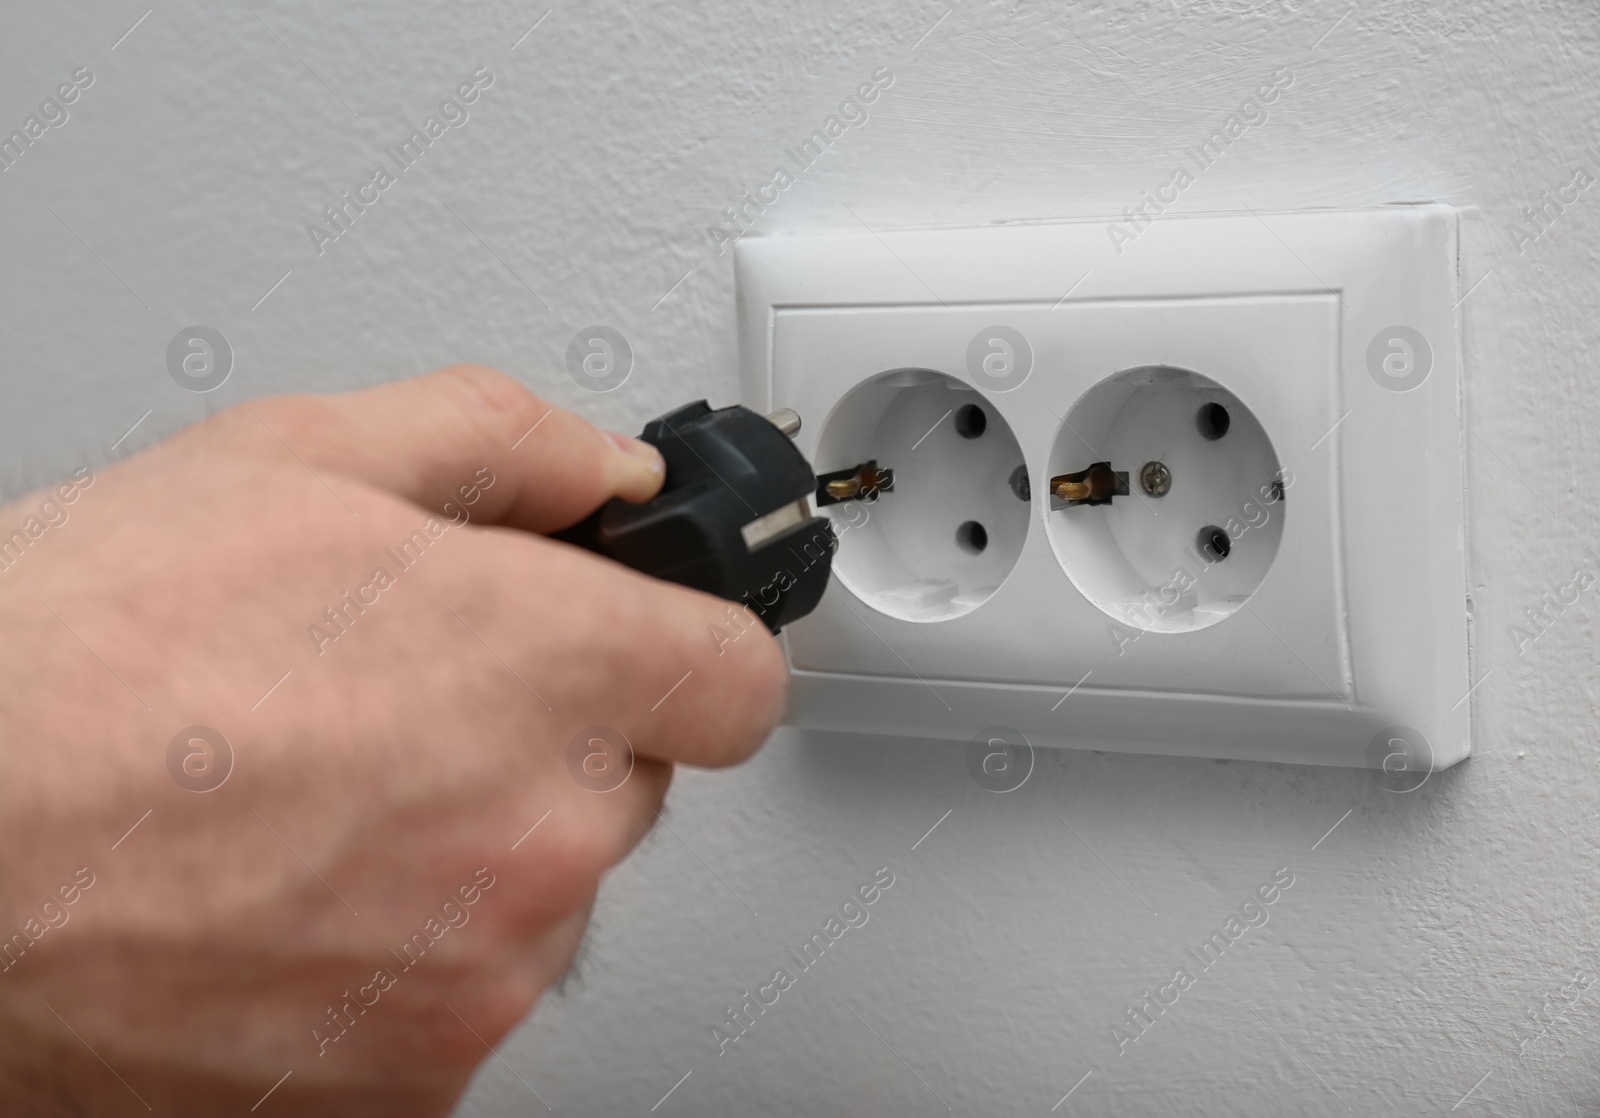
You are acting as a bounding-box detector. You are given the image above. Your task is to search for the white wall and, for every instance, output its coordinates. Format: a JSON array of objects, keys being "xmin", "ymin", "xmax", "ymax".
[{"xmin": 3, "ymin": 0, "xmax": 1597, "ymax": 1113}]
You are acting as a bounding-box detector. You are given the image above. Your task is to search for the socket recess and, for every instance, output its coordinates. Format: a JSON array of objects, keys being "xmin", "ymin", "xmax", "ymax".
[
  {"xmin": 1047, "ymin": 365, "xmax": 1286, "ymax": 634},
  {"xmin": 817, "ymin": 368, "xmax": 1029, "ymax": 623},
  {"xmin": 736, "ymin": 207, "xmax": 1470, "ymax": 772}
]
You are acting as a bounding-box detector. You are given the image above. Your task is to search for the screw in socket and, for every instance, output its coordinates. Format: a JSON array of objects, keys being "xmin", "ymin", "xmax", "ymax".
[
  {"xmin": 1139, "ymin": 461, "xmax": 1172, "ymax": 498},
  {"xmin": 1008, "ymin": 464, "xmax": 1031, "ymax": 503}
]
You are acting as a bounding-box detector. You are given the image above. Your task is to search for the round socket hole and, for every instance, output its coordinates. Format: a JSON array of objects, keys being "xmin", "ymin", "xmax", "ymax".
[
  {"xmin": 957, "ymin": 521, "xmax": 988, "ymax": 554},
  {"xmin": 1197, "ymin": 525, "xmax": 1230, "ymax": 562},
  {"xmin": 954, "ymin": 404, "xmax": 987, "ymax": 439},
  {"xmin": 1196, "ymin": 402, "xmax": 1230, "ymax": 441},
  {"xmin": 815, "ymin": 368, "xmax": 1029, "ymax": 622},
  {"xmin": 1044, "ymin": 366, "xmax": 1284, "ymax": 633}
]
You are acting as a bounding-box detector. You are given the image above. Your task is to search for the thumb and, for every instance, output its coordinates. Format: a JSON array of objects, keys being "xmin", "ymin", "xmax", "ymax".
[{"xmin": 205, "ymin": 365, "xmax": 665, "ymax": 533}]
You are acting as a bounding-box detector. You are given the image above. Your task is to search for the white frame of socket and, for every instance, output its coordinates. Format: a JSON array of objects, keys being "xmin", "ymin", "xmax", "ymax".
[{"xmin": 736, "ymin": 206, "xmax": 1470, "ymax": 771}]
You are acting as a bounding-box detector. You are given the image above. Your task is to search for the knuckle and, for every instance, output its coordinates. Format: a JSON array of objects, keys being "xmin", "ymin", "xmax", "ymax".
[
  {"xmin": 436, "ymin": 364, "xmax": 547, "ymax": 431},
  {"xmin": 505, "ymin": 811, "xmax": 613, "ymax": 911},
  {"xmin": 432, "ymin": 980, "xmax": 539, "ymax": 1070}
]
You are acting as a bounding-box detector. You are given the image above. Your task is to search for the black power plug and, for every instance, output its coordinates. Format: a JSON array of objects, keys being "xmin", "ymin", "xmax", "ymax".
[{"xmin": 555, "ymin": 401, "xmax": 834, "ymax": 633}]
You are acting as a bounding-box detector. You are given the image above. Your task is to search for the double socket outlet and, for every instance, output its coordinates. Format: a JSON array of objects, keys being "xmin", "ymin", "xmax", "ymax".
[{"xmin": 736, "ymin": 207, "xmax": 1469, "ymax": 773}]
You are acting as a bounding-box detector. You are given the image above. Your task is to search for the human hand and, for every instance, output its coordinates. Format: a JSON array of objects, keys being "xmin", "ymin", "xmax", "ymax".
[{"xmin": 0, "ymin": 366, "xmax": 787, "ymax": 1116}]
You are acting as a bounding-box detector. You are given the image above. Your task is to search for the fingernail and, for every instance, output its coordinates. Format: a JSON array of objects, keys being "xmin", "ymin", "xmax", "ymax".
[{"xmin": 607, "ymin": 430, "xmax": 664, "ymax": 475}]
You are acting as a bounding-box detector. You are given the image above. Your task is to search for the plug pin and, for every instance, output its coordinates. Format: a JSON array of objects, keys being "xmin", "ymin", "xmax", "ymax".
[{"xmin": 765, "ymin": 408, "xmax": 802, "ymax": 438}]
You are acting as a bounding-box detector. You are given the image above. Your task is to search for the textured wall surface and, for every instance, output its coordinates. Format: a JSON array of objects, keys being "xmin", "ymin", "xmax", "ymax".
[{"xmin": 2, "ymin": 0, "xmax": 1597, "ymax": 1114}]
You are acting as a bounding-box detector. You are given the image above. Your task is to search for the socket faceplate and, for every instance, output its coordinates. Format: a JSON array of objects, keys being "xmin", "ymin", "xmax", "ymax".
[{"xmin": 736, "ymin": 208, "xmax": 1469, "ymax": 771}]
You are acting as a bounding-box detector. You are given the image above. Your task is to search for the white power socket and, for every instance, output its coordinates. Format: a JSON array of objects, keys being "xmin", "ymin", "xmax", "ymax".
[{"xmin": 737, "ymin": 207, "xmax": 1469, "ymax": 773}]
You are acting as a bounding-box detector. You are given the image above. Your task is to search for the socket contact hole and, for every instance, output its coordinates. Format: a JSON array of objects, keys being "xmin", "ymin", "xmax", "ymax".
[
  {"xmin": 954, "ymin": 404, "xmax": 987, "ymax": 439},
  {"xmin": 957, "ymin": 520, "xmax": 989, "ymax": 554},
  {"xmin": 1196, "ymin": 402, "xmax": 1231, "ymax": 441},
  {"xmin": 1197, "ymin": 525, "xmax": 1231, "ymax": 562}
]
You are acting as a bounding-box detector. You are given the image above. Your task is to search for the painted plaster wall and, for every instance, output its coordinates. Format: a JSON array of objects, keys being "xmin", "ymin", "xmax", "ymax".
[{"xmin": 0, "ymin": 0, "xmax": 1596, "ymax": 1113}]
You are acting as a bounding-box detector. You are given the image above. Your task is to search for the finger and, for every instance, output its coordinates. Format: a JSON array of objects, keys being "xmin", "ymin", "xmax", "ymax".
[
  {"xmin": 493, "ymin": 756, "xmax": 672, "ymax": 938},
  {"xmin": 553, "ymin": 756, "xmax": 674, "ymax": 878},
  {"xmin": 604, "ymin": 578, "xmax": 790, "ymax": 770},
  {"xmin": 468, "ymin": 530, "xmax": 789, "ymax": 770},
  {"xmin": 217, "ymin": 365, "xmax": 665, "ymax": 533}
]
